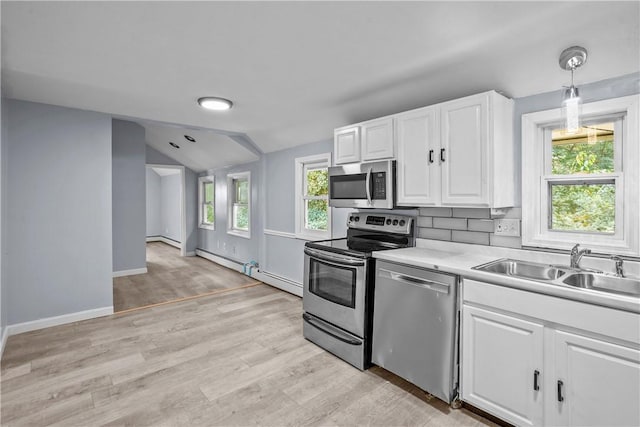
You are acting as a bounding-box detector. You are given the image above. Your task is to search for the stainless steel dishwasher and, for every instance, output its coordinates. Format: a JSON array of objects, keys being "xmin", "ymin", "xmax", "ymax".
[{"xmin": 372, "ymin": 260, "xmax": 459, "ymax": 405}]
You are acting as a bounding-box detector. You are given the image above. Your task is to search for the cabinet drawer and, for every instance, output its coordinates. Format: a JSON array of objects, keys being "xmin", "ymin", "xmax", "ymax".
[{"xmin": 463, "ymin": 279, "xmax": 640, "ymax": 345}]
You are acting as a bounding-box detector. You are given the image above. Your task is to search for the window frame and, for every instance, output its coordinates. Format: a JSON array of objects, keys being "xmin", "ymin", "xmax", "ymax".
[
  {"xmin": 521, "ymin": 95, "xmax": 639, "ymax": 256},
  {"xmin": 295, "ymin": 153, "xmax": 332, "ymax": 240},
  {"xmin": 227, "ymin": 171, "xmax": 251, "ymax": 239},
  {"xmin": 198, "ymin": 175, "xmax": 215, "ymax": 230}
]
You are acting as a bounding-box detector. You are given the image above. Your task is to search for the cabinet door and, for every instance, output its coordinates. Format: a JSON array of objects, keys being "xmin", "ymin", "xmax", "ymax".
[
  {"xmin": 334, "ymin": 126, "xmax": 360, "ymax": 164},
  {"xmin": 395, "ymin": 107, "xmax": 439, "ymax": 206},
  {"xmin": 361, "ymin": 117, "xmax": 394, "ymax": 161},
  {"xmin": 462, "ymin": 305, "xmax": 544, "ymax": 426},
  {"xmin": 440, "ymin": 94, "xmax": 488, "ymax": 205},
  {"xmin": 550, "ymin": 329, "xmax": 640, "ymax": 427}
]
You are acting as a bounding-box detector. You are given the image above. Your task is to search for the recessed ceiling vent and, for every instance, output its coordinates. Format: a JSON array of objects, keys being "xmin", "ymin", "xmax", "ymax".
[
  {"xmin": 184, "ymin": 135, "xmax": 196, "ymax": 142},
  {"xmin": 169, "ymin": 142, "xmax": 180, "ymax": 149}
]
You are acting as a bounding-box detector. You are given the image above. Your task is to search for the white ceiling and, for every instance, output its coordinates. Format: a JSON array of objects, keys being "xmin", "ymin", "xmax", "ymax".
[{"xmin": 2, "ymin": 2, "xmax": 639, "ymax": 171}]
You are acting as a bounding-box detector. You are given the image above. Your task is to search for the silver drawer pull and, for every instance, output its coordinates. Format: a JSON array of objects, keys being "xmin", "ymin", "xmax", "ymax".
[{"xmin": 378, "ymin": 268, "xmax": 450, "ymax": 294}]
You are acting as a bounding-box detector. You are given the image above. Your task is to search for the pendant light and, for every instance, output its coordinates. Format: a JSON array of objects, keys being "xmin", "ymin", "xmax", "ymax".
[{"xmin": 559, "ymin": 46, "xmax": 587, "ymax": 134}]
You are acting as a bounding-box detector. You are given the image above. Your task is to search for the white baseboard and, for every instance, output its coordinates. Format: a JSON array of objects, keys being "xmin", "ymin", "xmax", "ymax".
[
  {"xmin": 194, "ymin": 250, "xmax": 302, "ymax": 297},
  {"xmin": 112, "ymin": 267, "xmax": 148, "ymax": 278},
  {"xmin": 6, "ymin": 306, "xmax": 114, "ymax": 336},
  {"xmin": 147, "ymin": 236, "xmax": 182, "ymax": 249},
  {"xmin": 253, "ymin": 271, "xmax": 303, "ymax": 297},
  {"xmin": 195, "ymin": 249, "xmax": 243, "ymax": 273},
  {"xmin": 1, "ymin": 326, "xmax": 8, "ymax": 358}
]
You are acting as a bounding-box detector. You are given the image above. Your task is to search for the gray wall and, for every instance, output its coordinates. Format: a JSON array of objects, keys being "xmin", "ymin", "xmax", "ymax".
[
  {"xmin": 1, "ymin": 98, "xmax": 7, "ymax": 340},
  {"xmin": 262, "ymin": 139, "xmax": 351, "ymax": 284},
  {"xmin": 5, "ymin": 100, "xmax": 113, "ymax": 324},
  {"xmin": 112, "ymin": 119, "xmax": 146, "ymax": 273},
  {"xmin": 161, "ymin": 173, "xmax": 182, "ymax": 242},
  {"xmin": 146, "ymin": 145, "xmax": 198, "ymax": 254},
  {"xmin": 198, "ymin": 160, "xmax": 263, "ymax": 264},
  {"xmin": 145, "ymin": 167, "xmax": 162, "ymax": 236}
]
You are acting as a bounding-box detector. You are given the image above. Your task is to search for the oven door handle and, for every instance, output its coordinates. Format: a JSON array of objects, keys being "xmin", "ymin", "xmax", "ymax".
[
  {"xmin": 303, "ymin": 314, "xmax": 362, "ymax": 346},
  {"xmin": 304, "ymin": 248, "xmax": 366, "ymax": 266},
  {"xmin": 365, "ymin": 167, "xmax": 373, "ymax": 206}
]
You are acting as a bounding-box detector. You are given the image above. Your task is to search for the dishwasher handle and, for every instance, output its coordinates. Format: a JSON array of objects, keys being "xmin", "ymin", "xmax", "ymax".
[{"xmin": 378, "ymin": 268, "xmax": 450, "ymax": 294}]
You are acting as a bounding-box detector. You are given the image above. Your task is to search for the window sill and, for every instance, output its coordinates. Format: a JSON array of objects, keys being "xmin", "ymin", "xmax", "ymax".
[
  {"xmin": 227, "ymin": 229, "xmax": 251, "ymax": 239},
  {"xmin": 199, "ymin": 223, "xmax": 215, "ymax": 231}
]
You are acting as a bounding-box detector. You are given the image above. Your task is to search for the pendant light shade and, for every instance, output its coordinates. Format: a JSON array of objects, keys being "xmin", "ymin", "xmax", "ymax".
[{"xmin": 559, "ymin": 46, "xmax": 587, "ymax": 134}]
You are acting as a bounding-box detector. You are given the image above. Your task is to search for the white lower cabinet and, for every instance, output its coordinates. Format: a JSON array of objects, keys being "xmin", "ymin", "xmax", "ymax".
[
  {"xmin": 462, "ymin": 306, "xmax": 544, "ymax": 426},
  {"xmin": 461, "ymin": 279, "xmax": 640, "ymax": 427},
  {"xmin": 550, "ymin": 330, "xmax": 640, "ymax": 427}
]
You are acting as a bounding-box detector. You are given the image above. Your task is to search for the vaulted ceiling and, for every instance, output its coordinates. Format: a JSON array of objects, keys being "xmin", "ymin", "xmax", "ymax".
[{"xmin": 2, "ymin": 2, "xmax": 638, "ymax": 172}]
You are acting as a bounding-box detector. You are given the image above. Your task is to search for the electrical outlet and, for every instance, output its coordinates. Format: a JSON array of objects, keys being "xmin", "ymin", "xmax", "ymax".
[{"xmin": 494, "ymin": 218, "xmax": 521, "ymax": 237}]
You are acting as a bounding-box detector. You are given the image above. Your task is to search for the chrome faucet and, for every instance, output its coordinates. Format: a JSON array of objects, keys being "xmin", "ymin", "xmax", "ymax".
[
  {"xmin": 570, "ymin": 244, "xmax": 591, "ymax": 269},
  {"xmin": 610, "ymin": 255, "xmax": 625, "ymax": 277}
]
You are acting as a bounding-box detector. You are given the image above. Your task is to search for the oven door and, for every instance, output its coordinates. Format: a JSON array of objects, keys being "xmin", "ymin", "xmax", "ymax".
[{"xmin": 303, "ymin": 247, "xmax": 367, "ymax": 337}]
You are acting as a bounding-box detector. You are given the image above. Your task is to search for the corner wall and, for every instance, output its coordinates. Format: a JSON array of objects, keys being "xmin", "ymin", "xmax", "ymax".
[
  {"xmin": 112, "ymin": 119, "xmax": 147, "ymax": 273},
  {"xmin": 5, "ymin": 100, "xmax": 113, "ymax": 325}
]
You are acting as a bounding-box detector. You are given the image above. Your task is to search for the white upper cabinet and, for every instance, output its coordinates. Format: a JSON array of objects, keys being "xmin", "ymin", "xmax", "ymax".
[
  {"xmin": 395, "ymin": 91, "xmax": 514, "ymax": 208},
  {"xmin": 334, "ymin": 118, "xmax": 394, "ymax": 165},
  {"xmin": 395, "ymin": 106, "xmax": 440, "ymax": 206},
  {"xmin": 334, "ymin": 126, "xmax": 361, "ymax": 164},
  {"xmin": 361, "ymin": 117, "xmax": 394, "ymax": 161}
]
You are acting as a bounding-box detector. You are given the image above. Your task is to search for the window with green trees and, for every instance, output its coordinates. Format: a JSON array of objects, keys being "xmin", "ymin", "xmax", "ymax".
[
  {"xmin": 198, "ymin": 175, "xmax": 215, "ymax": 230},
  {"xmin": 548, "ymin": 122, "xmax": 617, "ymax": 234},
  {"xmin": 296, "ymin": 154, "xmax": 331, "ymax": 239},
  {"xmin": 227, "ymin": 171, "xmax": 251, "ymax": 238}
]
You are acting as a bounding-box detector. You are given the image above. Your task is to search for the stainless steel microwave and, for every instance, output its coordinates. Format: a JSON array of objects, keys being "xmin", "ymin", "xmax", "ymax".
[{"xmin": 328, "ymin": 160, "xmax": 395, "ymax": 209}]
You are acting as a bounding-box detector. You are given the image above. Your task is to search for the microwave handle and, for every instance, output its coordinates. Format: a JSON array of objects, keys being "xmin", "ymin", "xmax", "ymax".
[{"xmin": 365, "ymin": 167, "xmax": 373, "ymax": 205}]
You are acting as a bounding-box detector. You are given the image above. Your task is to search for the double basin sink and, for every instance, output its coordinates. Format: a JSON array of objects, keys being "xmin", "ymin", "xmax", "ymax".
[{"xmin": 473, "ymin": 258, "xmax": 640, "ymax": 297}]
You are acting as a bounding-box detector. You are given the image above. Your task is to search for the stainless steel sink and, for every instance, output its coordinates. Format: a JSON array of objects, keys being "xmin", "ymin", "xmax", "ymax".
[
  {"xmin": 474, "ymin": 258, "xmax": 640, "ymax": 298},
  {"xmin": 562, "ymin": 273, "xmax": 640, "ymax": 297},
  {"xmin": 473, "ymin": 259, "xmax": 568, "ymax": 281}
]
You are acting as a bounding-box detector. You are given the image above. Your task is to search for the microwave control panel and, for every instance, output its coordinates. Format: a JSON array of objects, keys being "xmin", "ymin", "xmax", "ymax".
[{"xmin": 372, "ymin": 172, "xmax": 386, "ymax": 200}]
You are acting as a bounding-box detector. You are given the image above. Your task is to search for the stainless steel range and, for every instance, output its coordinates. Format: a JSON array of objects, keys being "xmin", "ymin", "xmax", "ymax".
[{"xmin": 302, "ymin": 213, "xmax": 414, "ymax": 370}]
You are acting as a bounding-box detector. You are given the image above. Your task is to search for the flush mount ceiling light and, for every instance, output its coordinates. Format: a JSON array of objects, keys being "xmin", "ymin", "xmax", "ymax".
[
  {"xmin": 184, "ymin": 135, "xmax": 196, "ymax": 143},
  {"xmin": 559, "ymin": 46, "xmax": 588, "ymax": 133},
  {"xmin": 169, "ymin": 142, "xmax": 180, "ymax": 149},
  {"xmin": 197, "ymin": 97, "xmax": 233, "ymax": 111}
]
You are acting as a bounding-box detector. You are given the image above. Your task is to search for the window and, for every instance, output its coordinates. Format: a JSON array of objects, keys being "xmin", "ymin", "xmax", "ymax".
[
  {"xmin": 295, "ymin": 153, "xmax": 331, "ymax": 240},
  {"xmin": 522, "ymin": 95, "xmax": 639, "ymax": 256},
  {"xmin": 227, "ymin": 171, "xmax": 250, "ymax": 238},
  {"xmin": 198, "ymin": 175, "xmax": 215, "ymax": 230}
]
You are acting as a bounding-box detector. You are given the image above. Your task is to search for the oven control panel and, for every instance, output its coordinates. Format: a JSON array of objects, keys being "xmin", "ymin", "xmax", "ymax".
[{"xmin": 347, "ymin": 213, "xmax": 413, "ymax": 235}]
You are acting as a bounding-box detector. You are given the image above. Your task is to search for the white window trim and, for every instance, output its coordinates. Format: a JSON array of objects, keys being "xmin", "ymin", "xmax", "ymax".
[
  {"xmin": 295, "ymin": 153, "xmax": 332, "ymax": 241},
  {"xmin": 198, "ymin": 175, "xmax": 215, "ymax": 230},
  {"xmin": 521, "ymin": 94, "xmax": 640, "ymax": 256},
  {"xmin": 227, "ymin": 171, "xmax": 251, "ymax": 239}
]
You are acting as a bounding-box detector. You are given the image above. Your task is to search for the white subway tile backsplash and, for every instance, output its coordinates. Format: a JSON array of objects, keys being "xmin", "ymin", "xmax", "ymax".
[
  {"xmin": 452, "ymin": 208, "xmax": 490, "ymax": 219},
  {"xmin": 417, "ymin": 216, "xmax": 433, "ymax": 228},
  {"xmin": 490, "ymin": 234, "xmax": 523, "ymax": 249},
  {"xmin": 418, "ymin": 228, "xmax": 452, "ymax": 241},
  {"xmin": 433, "ymin": 217, "xmax": 467, "ymax": 230},
  {"xmin": 468, "ymin": 219, "xmax": 495, "ymax": 233},
  {"xmin": 452, "ymin": 230, "xmax": 490, "ymax": 245},
  {"xmin": 419, "ymin": 207, "xmax": 452, "ymax": 217}
]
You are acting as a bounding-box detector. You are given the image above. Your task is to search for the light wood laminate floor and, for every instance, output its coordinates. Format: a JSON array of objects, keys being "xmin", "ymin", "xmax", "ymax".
[
  {"xmin": 1, "ymin": 284, "xmax": 497, "ymax": 426},
  {"xmin": 113, "ymin": 242, "xmax": 259, "ymax": 312}
]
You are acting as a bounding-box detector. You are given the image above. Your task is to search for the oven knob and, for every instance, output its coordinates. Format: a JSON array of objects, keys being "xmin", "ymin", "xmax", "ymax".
[
  {"xmin": 386, "ymin": 219, "xmax": 392, "ymax": 225},
  {"xmin": 399, "ymin": 220, "xmax": 406, "ymax": 227},
  {"xmin": 349, "ymin": 216, "xmax": 354, "ymax": 222},
  {"xmin": 392, "ymin": 219, "xmax": 399, "ymax": 226},
  {"xmin": 354, "ymin": 216, "xmax": 360, "ymax": 222}
]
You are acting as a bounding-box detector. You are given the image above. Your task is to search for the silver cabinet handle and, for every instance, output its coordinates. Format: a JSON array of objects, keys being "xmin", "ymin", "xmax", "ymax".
[{"xmin": 303, "ymin": 314, "xmax": 362, "ymax": 346}]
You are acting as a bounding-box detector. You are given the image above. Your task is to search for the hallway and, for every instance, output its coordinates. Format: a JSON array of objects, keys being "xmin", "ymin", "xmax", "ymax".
[{"xmin": 113, "ymin": 242, "xmax": 261, "ymax": 312}]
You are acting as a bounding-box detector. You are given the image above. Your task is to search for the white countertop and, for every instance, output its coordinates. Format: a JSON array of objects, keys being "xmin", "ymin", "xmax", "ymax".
[{"xmin": 373, "ymin": 245, "xmax": 640, "ymax": 314}]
